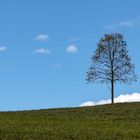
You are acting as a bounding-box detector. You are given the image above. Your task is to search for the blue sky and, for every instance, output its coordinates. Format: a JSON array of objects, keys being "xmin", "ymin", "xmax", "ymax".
[{"xmin": 0, "ymin": 0, "xmax": 140, "ymax": 111}]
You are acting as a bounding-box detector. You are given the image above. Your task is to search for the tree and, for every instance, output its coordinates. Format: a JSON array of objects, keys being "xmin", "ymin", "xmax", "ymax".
[{"xmin": 86, "ymin": 33, "xmax": 137, "ymax": 104}]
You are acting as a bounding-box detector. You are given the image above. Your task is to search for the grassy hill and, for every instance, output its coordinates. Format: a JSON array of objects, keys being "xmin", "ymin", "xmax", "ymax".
[{"xmin": 0, "ymin": 103, "xmax": 140, "ymax": 140}]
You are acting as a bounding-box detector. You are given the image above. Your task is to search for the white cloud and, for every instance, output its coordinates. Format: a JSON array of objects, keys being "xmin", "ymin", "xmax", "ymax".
[
  {"xmin": 34, "ymin": 48, "xmax": 51, "ymax": 54},
  {"xmin": 0, "ymin": 46, "xmax": 7, "ymax": 52},
  {"xmin": 35, "ymin": 34, "xmax": 49, "ymax": 42},
  {"xmin": 103, "ymin": 16, "xmax": 140, "ymax": 30},
  {"xmin": 66, "ymin": 45, "xmax": 78, "ymax": 54},
  {"xmin": 119, "ymin": 21, "xmax": 133, "ymax": 27},
  {"xmin": 80, "ymin": 93, "xmax": 140, "ymax": 107},
  {"xmin": 114, "ymin": 93, "xmax": 140, "ymax": 103},
  {"xmin": 80, "ymin": 101, "xmax": 96, "ymax": 107}
]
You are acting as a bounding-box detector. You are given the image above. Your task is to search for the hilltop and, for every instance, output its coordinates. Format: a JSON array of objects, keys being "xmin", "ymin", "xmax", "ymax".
[{"xmin": 0, "ymin": 102, "xmax": 140, "ymax": 140}]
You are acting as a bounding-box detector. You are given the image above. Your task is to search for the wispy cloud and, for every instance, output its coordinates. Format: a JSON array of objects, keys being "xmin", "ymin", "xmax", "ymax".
[
  {"xmin": 80, "ymin": 93, "xmax": 140, "ymax": 107},
  {"xmin": 34, "ymin": 48, "xmax": 51, "ymax": 54},
  {"xmin": 0, "ymin": 46, "xmax": 7, "ymax": 52},
  {"xmin": 66, "ymin": 45, "xmax": 78, "ymax": 54},
  {"xmin": 35, "ymin": 34, "xmax": 49, "ymax": 42},
  {"xmin": 103, "ymin": 16, "xmax": 140, "ymax": 30},
  {"xmin": 119, "ymin": 21, "xmax": 133, "ymax": 27}
]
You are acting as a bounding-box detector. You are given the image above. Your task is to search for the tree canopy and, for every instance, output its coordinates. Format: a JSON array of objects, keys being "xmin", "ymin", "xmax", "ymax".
[{"xmin": 86, "ymin": 33, "xmax": 137, "ymax": 103}]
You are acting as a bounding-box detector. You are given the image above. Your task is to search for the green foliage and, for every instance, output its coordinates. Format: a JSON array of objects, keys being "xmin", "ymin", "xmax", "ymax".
[{"xmin": 0, "ymin": 103, "xmax": 140, "ymax": 140}]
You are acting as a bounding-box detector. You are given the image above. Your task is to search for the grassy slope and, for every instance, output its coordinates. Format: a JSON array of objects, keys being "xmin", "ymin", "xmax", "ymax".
[{"xmin": 0, "ymin": 103, "xmax": 140, "ymax": 140}]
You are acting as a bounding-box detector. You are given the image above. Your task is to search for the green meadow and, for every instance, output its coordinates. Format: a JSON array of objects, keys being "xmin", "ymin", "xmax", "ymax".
[{"xmin": 0, "ymin": 102, "xmax": 140, "ymax": 140}]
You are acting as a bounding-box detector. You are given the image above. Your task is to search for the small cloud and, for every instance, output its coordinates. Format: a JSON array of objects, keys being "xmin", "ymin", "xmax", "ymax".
[
  {"xmin": 53, "ymin": 64, "xmax": 62, "ymax": 68},
  {"xmin": 103, "ymin": 16, "xmax": 140, "ymax": 30},
  {"xmin": 80, "ymin": 93, "xmax": 140, "ymax": 107},
  {"xmin": 0, "ymin": 46, "xmax": 7, "ymax": 52},
  {"xmin": 66, "ymin": 45, "xmax": 78, "ymax": 54},
  {"xmin": 35, "ymin": 34, "xmax": 49, "ymax": 42},
  {"xmin": 80, "ymin": 101, "xmax": 95, "ymax": 107},
  {"xmin": 34, "ymin": 48, "xmax": 51, "ymax": 54},
  {"xmin": 119, "ymin": 21, "xmax": 133, "ymax": 27}
]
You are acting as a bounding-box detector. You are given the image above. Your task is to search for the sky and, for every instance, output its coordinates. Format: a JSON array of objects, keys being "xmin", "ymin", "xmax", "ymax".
[{"xmin": 0, "ymin": 0, "xmax": 140, "ymax": 111}]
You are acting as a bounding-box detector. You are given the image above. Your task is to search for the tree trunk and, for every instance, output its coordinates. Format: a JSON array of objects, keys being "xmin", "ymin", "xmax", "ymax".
[
  {"xmin": 111, "ymin": 60, "xmax": 114, "ymax": 104},
  {"xmin": 111, "ymin": 79, "xmax": 114, "ymax": 104}
]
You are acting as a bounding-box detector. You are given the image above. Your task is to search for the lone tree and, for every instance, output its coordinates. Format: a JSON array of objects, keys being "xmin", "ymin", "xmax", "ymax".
[{"xmin": 86, "ymin": 33, "xmax": 137, "ymax": 104}]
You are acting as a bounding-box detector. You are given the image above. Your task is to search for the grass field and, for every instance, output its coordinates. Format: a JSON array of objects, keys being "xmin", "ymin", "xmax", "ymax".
[{"xmin": 0, "ymin": 102, "xmax": 140, "ymax": 140}]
